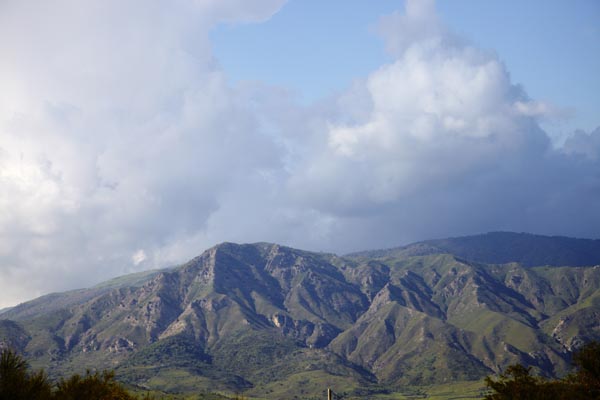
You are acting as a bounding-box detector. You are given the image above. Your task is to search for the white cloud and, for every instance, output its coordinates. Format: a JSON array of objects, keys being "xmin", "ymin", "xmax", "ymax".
[
  {"xmin": 291, "ymin": 2, "xmax": 538, "ymax": 209},
  {"xmin": 131, "ymin": 249, "xmax": 147, "ymax": 266},
  {"xmin": 285, "ymin": 0, "xmax": 600, "ymax": 250},
  {"xmin": 0, "ymin": 0, "xmax": 286, "ymax": 307},
  {"xmin": 377, "ymin": 0, "xmax": 457, "ymax": 58},
  {"xmin": 0, "ymin": 0, "xmax": 599, "ymax": 308}
]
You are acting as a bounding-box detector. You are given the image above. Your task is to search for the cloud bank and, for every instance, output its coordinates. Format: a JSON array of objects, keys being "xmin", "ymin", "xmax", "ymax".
[{"xmin": 0, "ymin": 0, "xmax": 599, "ymax": 307}]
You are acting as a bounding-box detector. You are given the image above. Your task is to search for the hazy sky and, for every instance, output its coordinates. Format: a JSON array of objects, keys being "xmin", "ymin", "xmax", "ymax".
[{"xmin": 1, "ymin": 0, "xmax": 599, "ymax": 308}]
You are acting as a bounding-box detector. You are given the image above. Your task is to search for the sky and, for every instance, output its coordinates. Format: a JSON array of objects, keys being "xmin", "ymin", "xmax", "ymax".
[{"xmin": 0, "ymin": 0, "xmax": 599, "ymax": 308}]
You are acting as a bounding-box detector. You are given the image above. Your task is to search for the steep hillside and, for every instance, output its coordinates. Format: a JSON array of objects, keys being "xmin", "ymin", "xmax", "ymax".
[
  {"xmin": 0, "ymin": 319, "xmax": 30, "ymax": 353},
  {"xmin": 1, "ymin": 233, "xmax": 599, "ymax": 398}
]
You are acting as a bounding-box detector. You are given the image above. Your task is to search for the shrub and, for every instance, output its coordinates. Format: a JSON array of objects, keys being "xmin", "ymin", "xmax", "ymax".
[
  {"xmin": 485, "ymin": 341, "xmax": 600, "ymax": 400},
  {"xmin": 0, "ymin": 348, "xmax": 149, "ymax": 400}
]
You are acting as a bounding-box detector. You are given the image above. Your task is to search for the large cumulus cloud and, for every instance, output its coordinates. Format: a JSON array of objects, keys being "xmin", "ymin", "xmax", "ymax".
[
  {"xmin": 0, "ymin": 0, "xmax": 286, "ymax": 307},
  {"xmin": 0, "ymin": 0, "xmax": 598, "ymax": 308},
  {"xmin": 286, "ymin": 0, "xmax": 600, "ymax": 251}
]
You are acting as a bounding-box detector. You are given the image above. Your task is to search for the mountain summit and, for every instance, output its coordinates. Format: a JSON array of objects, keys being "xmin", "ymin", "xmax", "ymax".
[{"xmin": 1, "ymin": 233, "xmax": 600, "ymax": 397}]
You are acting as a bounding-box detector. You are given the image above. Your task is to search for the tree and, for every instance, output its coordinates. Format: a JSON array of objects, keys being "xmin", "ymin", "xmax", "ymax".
[
  {"xmin": 0, "ymin": 348, "xmax": 151, "ymax": 400},
  {"xmin": 566, "ymin": 341, "xmax": 600, "ymax": 399},
  {"xmin": 54, "ymin": 370, "xmax": 137, "ymax": 400},
  {"xmin": 484, "ymin": 341, "xmax": 600, "ymax": 400},
  {"xmin": 484, "ymin": 364, "xmax": 549, "ymax": 400},
  {"xmin": 0, "ymin": 349, "xmax": 52, "ymax": 400}
]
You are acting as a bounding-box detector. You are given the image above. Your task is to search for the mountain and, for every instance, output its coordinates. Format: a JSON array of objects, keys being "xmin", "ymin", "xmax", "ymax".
[
  {"xmin": 349, "ymin": 232, "xmax": 600, "ymax": 267},
  {"xmin": 1, "ymin": 233, "xmax": 600, "ymax": 398}
]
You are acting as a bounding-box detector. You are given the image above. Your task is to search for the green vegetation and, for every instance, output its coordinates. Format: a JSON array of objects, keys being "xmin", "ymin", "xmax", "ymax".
[
  {"xmin": 1, "ymin": 235, "xmax": 600, "ymax": 398},
  {"xmin": 484, "ymin": 341, "xmax": 600, "ymax": 399},
  {"xmin": 118, "ymin": 335, "xmax": 250, "ymax": 394},
  {"xmin": 0, "ymin": 348, "xmax": 141, "ymax": 399},
  {"xmin": 0, "ymin": 348, "xmax": 246, "ymax": 400},
  {"xmin": 0, "ymin": 348, "xmax": 52, "ymax": 400}
]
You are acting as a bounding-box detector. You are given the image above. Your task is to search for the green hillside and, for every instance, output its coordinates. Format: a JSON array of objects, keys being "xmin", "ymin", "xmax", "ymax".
[{"xmin": 1, "ymin": 233, "xmax": 599, "ymax": 398}]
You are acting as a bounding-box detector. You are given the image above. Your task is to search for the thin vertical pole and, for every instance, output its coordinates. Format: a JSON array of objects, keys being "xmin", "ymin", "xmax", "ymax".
[{"xmin": 327, "ymin": 388, "xmax": 332, "ymax": 400}]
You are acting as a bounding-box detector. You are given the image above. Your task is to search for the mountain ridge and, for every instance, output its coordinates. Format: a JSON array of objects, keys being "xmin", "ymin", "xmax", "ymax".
[
  {"xmin": 347, "ymin": 231, "xmax": 600, "ymax": 267},
  {"xmin": 1, "ymin": 232, "xmax": 600, "ymax": 398}
]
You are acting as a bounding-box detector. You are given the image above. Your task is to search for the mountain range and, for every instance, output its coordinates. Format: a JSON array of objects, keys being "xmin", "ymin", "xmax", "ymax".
[{"xmin": 1, "ymin": 232, "xmax": 600, "ymax": 398}]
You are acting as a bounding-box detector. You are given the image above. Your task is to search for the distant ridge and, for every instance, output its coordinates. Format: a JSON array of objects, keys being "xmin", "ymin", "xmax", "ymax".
[{"xmin": 348, "ymin": 232, "xmax": 600, "ymax": 267}]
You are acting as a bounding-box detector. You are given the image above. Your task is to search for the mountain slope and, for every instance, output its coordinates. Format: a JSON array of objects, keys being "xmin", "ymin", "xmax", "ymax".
[
  {"xmin": 1, "ymin": 233, "xmax": 599, "ymax": 397},
  {"xmin": 2, "ymin": 268, "xmax": 164, "ymax": 321}
]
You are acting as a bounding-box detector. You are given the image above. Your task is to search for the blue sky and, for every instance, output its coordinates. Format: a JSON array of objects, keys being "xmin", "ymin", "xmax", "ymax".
[
  {"xmin": 0, "ymin": 0, "xmax": 599, "ymax": 307},
  {"xmin": 212, "ymin": 0, "xmax": 600, "ymax": 137}
]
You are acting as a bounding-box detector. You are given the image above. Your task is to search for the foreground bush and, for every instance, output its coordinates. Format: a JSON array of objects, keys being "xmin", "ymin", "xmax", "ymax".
[
  {"xmin": 0, "ymin": 349, "xmax": 52, "ymax": 400},
  {"xmin": 0, "ymin": 349, "xmax": 143, "ymax": 400},
  {"xmin": 55, "ymin": 370, "xmax": 137, "ymax": 400},
  {"xmin": 485, "ymin": 341, "xmax": 600, "ymax": 399}
]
